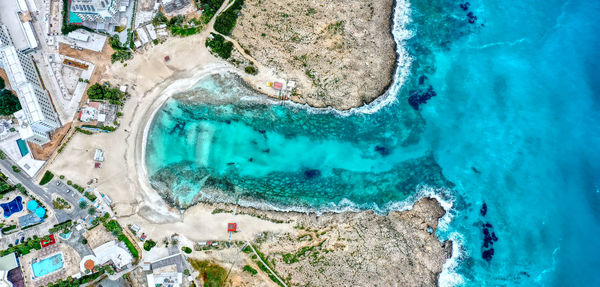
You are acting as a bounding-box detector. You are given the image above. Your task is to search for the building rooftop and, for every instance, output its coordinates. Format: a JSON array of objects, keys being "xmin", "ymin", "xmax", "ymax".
[
  {"xmin": 0, "ymin": 253, "xmax": 18, "ymax": 271},
  {"xmin": 92, "ymin": 240, "xmax": 133, "ymax": 269}
]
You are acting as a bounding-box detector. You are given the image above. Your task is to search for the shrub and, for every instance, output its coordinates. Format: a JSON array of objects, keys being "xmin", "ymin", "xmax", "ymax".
[
  {"xmin": 182, "ymin": 246, "xmax": 192, "ymax": 254},
  {"xmin": 76, "ymin": 127, "xmax": 93, "ymax": 135},
  {"xmin": 39, "ymin": 171, "xmax": 54, "ymax": 185},
  {"xmin": 243, "ymin": 265, "xmax": 258, "ymax": 275},
  {"xmin": 244, "ymin": 65, "xmax": 258, "ymax": 75},
  {"xmin": 143, "ymin": 239, "xmax": 156, "ymax": 251},
  {"xmin": 11, "ymin": 165, "xmax": 20, "ymax": 173}
]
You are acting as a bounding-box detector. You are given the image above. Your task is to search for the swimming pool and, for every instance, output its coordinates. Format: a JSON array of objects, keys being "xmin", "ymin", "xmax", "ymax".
[
  {"xmin": 32, "ymin": 253, "xmax": 63, "ymax": 277},
  {"xmin": 1, "ymin": 196, "xmax": 23, "ymax": 218},
  {"xmin": 16, "ymin": 139, "xmax": 29, "ymax": 156}
]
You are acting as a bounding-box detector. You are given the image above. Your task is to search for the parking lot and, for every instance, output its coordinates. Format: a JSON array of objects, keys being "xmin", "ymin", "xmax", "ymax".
[{"xmin": 45, "ymin": 178, "xmax": 92, "ymax": 221}]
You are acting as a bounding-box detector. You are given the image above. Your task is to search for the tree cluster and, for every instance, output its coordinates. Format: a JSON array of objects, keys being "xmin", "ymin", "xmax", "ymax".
[
  {"xmin": 87, "ymin": 82, "xmax": 127, "ymax": 105},
  {"xmin": 205, "ymin": 33, "xmax": 233, "ymax": 59},
  {"xmin": 213, "ymin": 0, "xmax": 244, "ymax": 35}
]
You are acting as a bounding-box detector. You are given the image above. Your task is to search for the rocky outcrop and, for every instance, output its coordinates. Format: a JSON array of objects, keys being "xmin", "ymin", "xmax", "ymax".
[
  {"xmin": 243, "ymin": 198, "xmax": 452, "ymax": 286},
  {"xmin": 232, "ymin": 0, "xmax": 397, "ymax": 110}
]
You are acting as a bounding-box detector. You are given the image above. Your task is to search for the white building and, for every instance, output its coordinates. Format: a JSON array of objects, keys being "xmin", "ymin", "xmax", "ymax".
[
  {"xmin": 92, "ymin": 240, "xmax": 133, "ymax": 270},
  {"xmin": 0, "ymin": 25, "xmax": 61, "ymax": 145},
  {"xmin": 70, "ymin": 0, "xmax": 120, "ymax": 23},
  {"xmin": 15, "ymin": 0, "xmax": 38, "ymax": 50}
]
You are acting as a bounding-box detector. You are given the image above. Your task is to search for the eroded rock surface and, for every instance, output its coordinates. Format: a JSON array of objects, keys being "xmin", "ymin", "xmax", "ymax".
[{"xmin": 232, "ymin": 0, "xmax": 397, "ymax": 109}]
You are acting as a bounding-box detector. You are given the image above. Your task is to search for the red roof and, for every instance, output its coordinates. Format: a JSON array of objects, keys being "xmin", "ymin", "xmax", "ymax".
[
  {"xmin": 41, "ymin": 234, "xmax": 56, "ymax": 247},
  {"xmin": 227, "ymin": 223, "xmax": 237, "ymax": 232},
  {"xmin": 273, "ymin": 82, "xmax": 283, "ymax": 90}
]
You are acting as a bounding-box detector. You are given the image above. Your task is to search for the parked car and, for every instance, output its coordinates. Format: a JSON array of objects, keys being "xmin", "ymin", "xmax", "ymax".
[{"xmin": 56, "ymin": 181, "xmax": 61, "ymax": 186}]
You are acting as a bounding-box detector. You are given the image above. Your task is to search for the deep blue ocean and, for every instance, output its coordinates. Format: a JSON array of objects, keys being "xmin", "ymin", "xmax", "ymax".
[{"xmin": 145, "ymin": 0, "xmax": 600, "ymax": 285}]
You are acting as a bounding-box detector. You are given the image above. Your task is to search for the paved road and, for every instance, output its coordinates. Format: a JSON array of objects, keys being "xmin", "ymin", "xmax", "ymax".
[
  {"xmin": 46, "ymin": 178, "xmax": 93, "ymax": 222},
  {"xmin": 0, "ymin": 157, "xmax": 72, "ymax": 223}
]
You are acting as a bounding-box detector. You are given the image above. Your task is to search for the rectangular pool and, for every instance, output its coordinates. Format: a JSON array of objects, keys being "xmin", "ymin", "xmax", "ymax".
[
  {"xmin": 32, "ymin": 253, "xmax": 63, "ymax": 277},
  {"xmin": 16, "ymin": 139, "xmax": 29, "ymax": 156}
]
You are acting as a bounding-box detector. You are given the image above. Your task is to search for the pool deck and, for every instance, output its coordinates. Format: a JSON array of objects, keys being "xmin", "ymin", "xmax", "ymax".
[{"xmin": 21, "ymin": 241, "xmax": 81, "ymax": 286}]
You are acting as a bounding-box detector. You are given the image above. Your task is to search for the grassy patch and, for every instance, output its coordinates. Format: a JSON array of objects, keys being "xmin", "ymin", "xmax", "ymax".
[
  {"xmin": 188, "ymin": 259, "xmax": 227, "ymax": 287},
  {"xmin": 39, "ymin": 171, "xmax": 54, "ymax": 185}
]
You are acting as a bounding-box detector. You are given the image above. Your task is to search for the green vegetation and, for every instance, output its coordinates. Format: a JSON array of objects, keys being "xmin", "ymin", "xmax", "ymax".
[
  {"xmin": 109, "ymin": 35, "xmax": 133, "ymax": 63},
  {"xmin": 242, "ymin": 265, "xmax": 258, "ymax": 276},
  {"xmin": 0, "ymin": 150, "xmax": 6, "ymax": 160},
  {"xmin": 153, "ymin": 13, "xmax": 204, "ymax": 37},
  {"xmin": 143, "ymin": 239, "xmax": 156, "ymax": 251},
  {"xmin": 198, "ymin": 0, "xmax": 225, "ymax": 23},
  {"xmin": 11, "ymin": 165, "xmax": 20, "ymax": 173},
  {"xmin": 181, "ymin": 246, "xmax": 192, "ymax": 254},
  {"xmin": 248, "ymin": 244, "xmax": 286, "ymax": 287},
  {"xmin": 0, "ymin": 236, "xmax": 43, "ymax": 256},
  {"xmin": 47, "ymin": 268, "xmax": 106, "ymax": 287},
  {"xmin": 84, "ymin": 191, "xmax": 97, "ymax": 202},
  {"xmin": 103, "ymin": 219, "xmax": 139, "ymax": 260},
  {"xmin": 49, "ymin": 220, "xmax": 73, "ymax": 234},
  {"xmin": 152, "ymin": 12, "xmax": 168, "ymax": 26},
  {"xmin": 39, "ymin": 171, "xmax": 54, "ymax": 185},
  {"xmin": 213, "ymin": 0, "xmax": 244, "ymax": 35},
  {"xmin": 0, "ymin": 90, "xmax": 21, "ymax": 115},
  {"xmin": 87, "ymin": 206, "xmax": 96, "ymax": 215},
  {"xmin": 188, "ymin": 259, "xmax": 227, "ymax": 287},
  {"xmin": 75, "ymin": 127, "xmax": 93, "ymax": 135},
  {"xmin": 87, "ymin": 82, "xmax": 127, "ymax": 105},
  {"xmin": 244, "ymin": 65, "xmax": 258, "ymax": 75},
  {"xmin": 205, "ymin": 33, "xmax": 233, "ymax": 59},
  {"xmin": 0, "ymin": 77, "xmax": 5, "ymax": 89},
  {"xmin": 211, "ymin": 208, "xmax": 233, "ymax": 214},
  {"xmin": 1, "ymin": 225, "xmax": 17, "ymax": 234},
  {"xmin": 52, "ymin": 197, "xmax": 71, "ymax": 210},
  {"xmin": 79, "ymin": 200, "xmax": 88, "ymax": 209}
]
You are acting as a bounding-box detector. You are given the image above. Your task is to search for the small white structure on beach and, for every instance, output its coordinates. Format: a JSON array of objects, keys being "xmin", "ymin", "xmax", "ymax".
[{"xmin": 94, "ymin": 149, "xmax": 104, "ymax": 162}]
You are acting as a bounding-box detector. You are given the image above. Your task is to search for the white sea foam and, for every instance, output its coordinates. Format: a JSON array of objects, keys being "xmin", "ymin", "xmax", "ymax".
[{"xmin": 439, "ymin": 232, "xmax": 467, "ymax": 287}]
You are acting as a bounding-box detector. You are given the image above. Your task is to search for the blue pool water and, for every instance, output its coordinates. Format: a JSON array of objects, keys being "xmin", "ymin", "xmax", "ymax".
[
  {"xmin": 146, "ymin": 0, "xmax": 600, "ymax": 285},
  {"xmin": 32, "ymin": 253, "xmax": 63, "ymax": 277},
  {"xmin": 16, "ymin": 139, "xmax": 29, "ymax": 156},
  {"xmin": 1, "ymin": 196, "xmax": 23, "ymax": 218}
]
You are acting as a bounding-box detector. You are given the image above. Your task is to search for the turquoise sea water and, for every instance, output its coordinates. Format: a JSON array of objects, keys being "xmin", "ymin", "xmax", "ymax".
[{"xmin": 146, "ymin": 0, "xmax": 600, "ymax": 285}]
